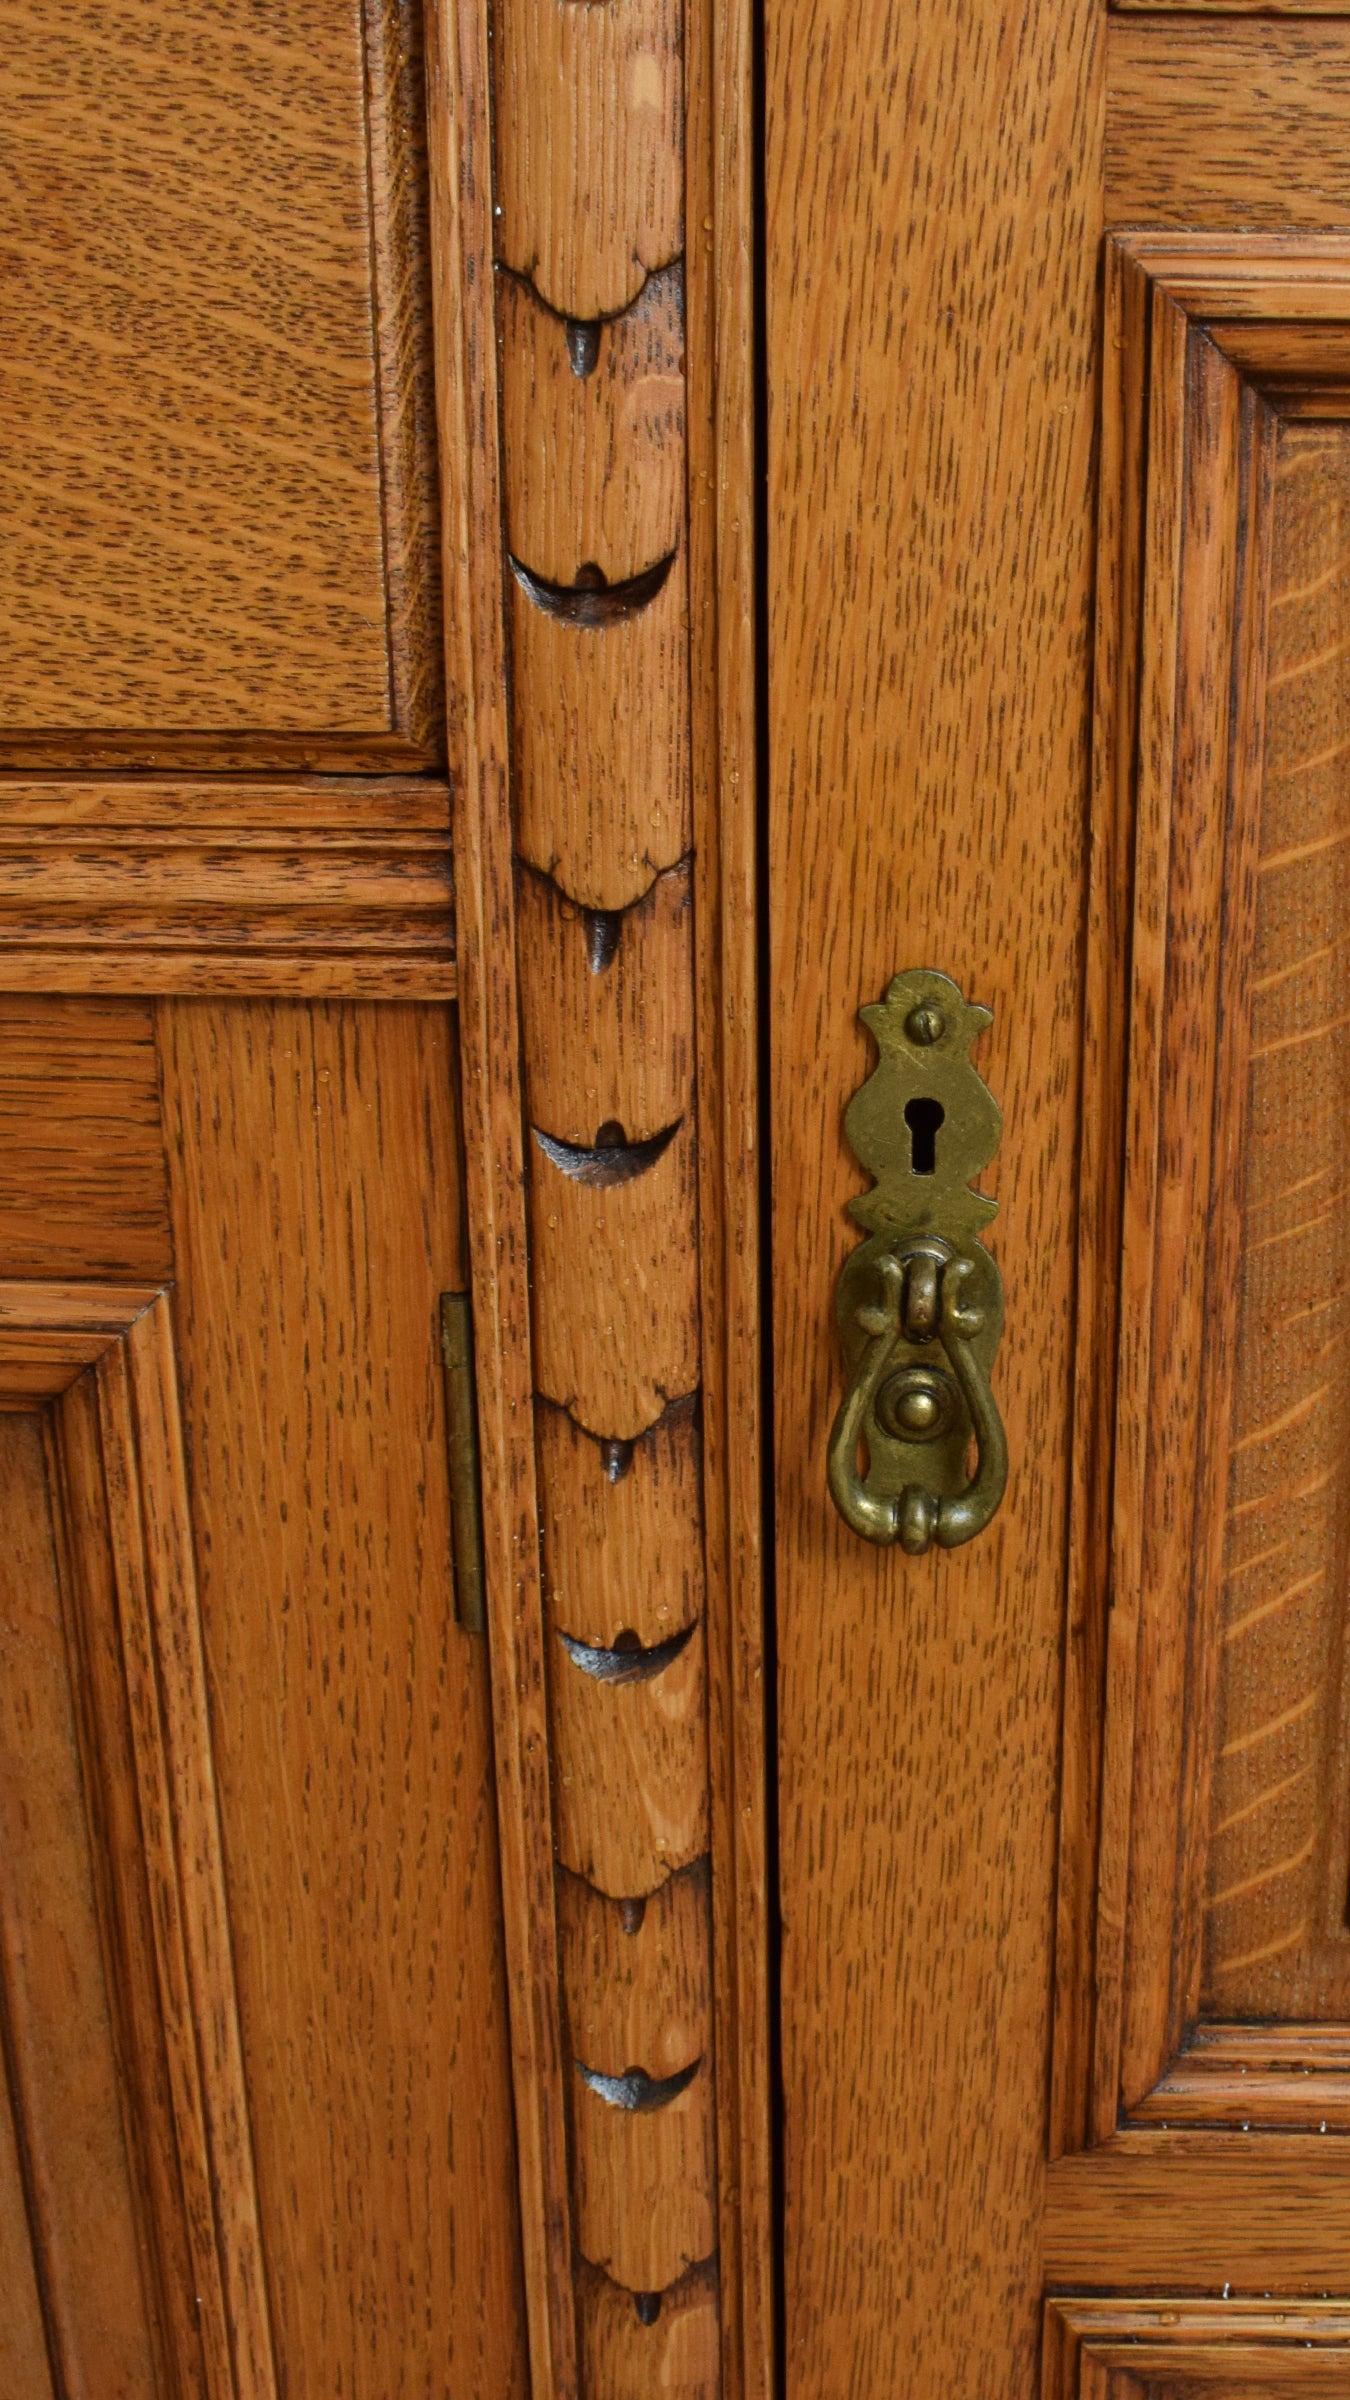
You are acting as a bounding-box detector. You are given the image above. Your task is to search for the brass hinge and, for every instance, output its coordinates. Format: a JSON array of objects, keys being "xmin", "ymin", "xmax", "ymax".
[{"xmin": 440, "ymin": 1292, "xmax": 486, "ymax": 1632}]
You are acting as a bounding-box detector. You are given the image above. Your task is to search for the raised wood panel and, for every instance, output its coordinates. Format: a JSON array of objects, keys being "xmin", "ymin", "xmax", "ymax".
[
  {"xmin": 493, "ymin": 0, "xmax": 684, "ymax": 320},
  {"xmin": 1108, "ymin": 24, "xmax": 1350, "ymax": 232},
  {"xmin": 157, "ymin": 999, "xmax": 529, "ymax": 2400},
  {"xmin": 499, "ymin": 266, "xmax": 686, "ymax": 587},
  {"xmin": 1061, "ymin": 239, "xmax": 1350, "ymax": 2162},
  {"xmin": 510, "ymin": 556, "xmax": 693, "ymax": 912},
  {"xmin": 0, "ymin": 1284, "xmax": 278, "ymax": 2399},
  {"xmin": 1044, "ymin": 2300, "xmax": 1350, "ymax": 2396},
  {"xmin": 0, "ymin": 779, "xmax": 455, "ymax": 997},
  {"xmin": 577, "ymin": 2258, "xmax": 719, "ymax": 2400},
  {"xmin": 0, "ymin": 0, "xmax": 441, "ymax": 770},
  {"xmin": 0, "ymin": 2053, "xmax": 54, "ymax": 2400},
  {"xmin": 1046, "ymin": 2150, "xmax": 1350, "ymax": 2291},
  {"xmin": 0, "ymin": 998, "xmax": 172, "ymax": 1279},
  {"xmin": 517, "ymin": 860, "xmax": 694, "ymax": 1146}
]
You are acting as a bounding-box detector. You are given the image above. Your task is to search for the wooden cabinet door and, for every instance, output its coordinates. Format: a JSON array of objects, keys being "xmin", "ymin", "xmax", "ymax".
[{"xmin": 765, "ymin": 6, "xmax": 1350, "ymax": 2400}]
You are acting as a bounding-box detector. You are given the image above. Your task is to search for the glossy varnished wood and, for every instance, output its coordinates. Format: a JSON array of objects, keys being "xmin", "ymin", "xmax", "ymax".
[
  {"xmin": 0, "ymin": 999, "xmax": 171, "ymax": 1278},
  {"xmin": 765, "ymin": 0, "xmax": 1101, "ymax": 2388},
  {"xmin": 0, "ymin": 0, "xmax": 442, "ymax": 768},
  {"xmin": 1108, "ymin": 23, "xmax": 1350, "ymax": 232},
  {"xmin": 158, "ymin": 1000, "xmax": 528, "ymax": 2400}
]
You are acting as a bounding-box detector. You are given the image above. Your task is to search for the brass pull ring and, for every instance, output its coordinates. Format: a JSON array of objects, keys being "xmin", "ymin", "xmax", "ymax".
[{"xmin": 828, "ymin": 1250, "xmax": 1007, "ymax": 1554}]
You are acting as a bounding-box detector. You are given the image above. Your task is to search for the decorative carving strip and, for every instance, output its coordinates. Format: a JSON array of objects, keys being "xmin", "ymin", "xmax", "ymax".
[
  {"xmin": 427, "ymin": 0, "xmax": 766, "ymax": 2379},
  {"xmin": 0, "ymin": 780, "xmax": 454, "ymax": 995},
  {"xmin": 0, "ymin": 1281, "xmax": 277, "ymax": 2399}
]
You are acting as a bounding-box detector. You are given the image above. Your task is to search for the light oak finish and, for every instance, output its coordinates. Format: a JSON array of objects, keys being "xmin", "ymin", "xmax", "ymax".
[
  {"xmin": 517, "ymin": 860, "xmax": 694, "ymax": 1146},
  {"xmin": 0, "ymin": 779, "xmax": 455, "ymax": 997},
  {"xmin": 559, "ymin": 1865, "xmax": 712, "ymax": 2077},
  {"xmin": 576, "ymin": 2258, "xmax": 719, "ymax": 2399},
  {"xmin": 1108, "ymin": 24, "xmax": 1350, "ymax": 233},
  {"xmin": 530, "ymin": 1120, "xmax": 701, "ymax": 1439},
  {"xmin": 158, "ymin": 1000, "xmax": 528, "ymax": 2399},
  {"xmin": 1058, "ymin": 243, "xmax": 1350, "ymax": 2176},
  {"xmin": 766, "ymin": 0, "xmax": 1100, "ymax": 2391},
  {"xmin": 552, "ymin": 1617, "xmax": 711, "ymax": 1895},
  {"xmin": 1046, "ymin": 2150, "xmax": 1350, "ymax": 2290},
  {"xmin": 499, "ymin": 266, "xmax": 686, "ymax": 586},
  {"xmin": 493, "ymin": 0, "xmax": 684, "ymax": 319},
  {"xmin": 0, "ymin": 1283, "xmax": 276, "ymax": 2400},
  {"xmin": 570, "ymin": 2068, "xmax": 716, "ymax": 2295},
  {"xmin": 510, "ymin": 558, "xmax": 693, "ymax": 912},
  {"xmin": 537, "ymin": 1395, "xmax": 704, "ymax": 1649},
  {"xmin": 0, "ymin": 998, "xmax": 171, "ymax": 1279},
  {"xmin": 1044, "ymin": 2298, "xmax": 1350, "ymax": 2395},
  {"xmin": 0, "ymin": 0, "xmax": 442, "ymax": 769}
]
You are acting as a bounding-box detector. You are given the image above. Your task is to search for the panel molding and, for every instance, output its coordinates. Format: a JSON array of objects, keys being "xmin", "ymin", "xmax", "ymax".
[
  {"xmin": 1059, "ymin": 235, "xmax": 1350, "ymax": 2156},
  {"xmin": 1044, "ymin": 2298, "xmax": 1350, "ymax": 2395},
  {"xmin": 0, "ymin": 1280, "xmax": 277, "ymax": 2400},
  {"xmin": 0, "ymin": 781, "xmax": 454, "ymax": 997}
]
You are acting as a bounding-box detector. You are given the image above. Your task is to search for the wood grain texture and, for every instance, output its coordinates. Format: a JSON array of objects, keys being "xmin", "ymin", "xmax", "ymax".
[
  {"xmin": 537, "ymin": 1395, "xmax": 704, "ymax": 1650},
  {"xmin": 765, "ymin": 0, "xmax": 1100, "ymax": 2388},
  {"xmin": 552, "ymin": 1617, "xmax": 710, "ymax": 1895},
  {"xmin": 569, "ymin": 2064, "xmax": 716, "ymax": 2295},
  {"xmin": 0, "ymin": 1411, "xmax": 164, "ymax": 2398},
  {"xmin": 1060, "ymin": 242, "xmax": 1350, "ymax": 2164},
  {"xmin": 1043, "ymin": 2297, "xmax": 1350, "ymax": 2393},
  {"xmin": 0, "ymin": 999, "xmax": 171, "ymax": 1278},
  {"xmin": 1046, "ymin": 2148, "xmax": 1350, "ymax": 2290},
  {"xmin": 0, "ymin": 2054, "xmax": 54, "ymax": 2400},
  {"xmin": 577, "ymin": 2257, "xmax": 719, "ymax": 2400},
  {"xmin": 529, "ymin": 1117, "xmax": 701, "ymax": 1439},
  {"xmin": 511, "ymin": 555, "xmax": 693, "ymax": 911},
  {"xmin": 158, "ymin": 1000, "xmax": 528, "ymax": 2400},
  {"xmin": 0, "ymin": 778, "xmax": 455, "ymax": 997},
  {"xmin": 493, "ymin": 0, "xmax": 684, "ymax": 318},
  {"xmin": 682, "ymin": 0, "xmax": 771, "ymax": 2370},
  {"xmin": 1206, "ymin": 419, "xmax": 1350, "ymax": 2024},
  {"xmin": 559, "ymin": 1864, "xmax": 711, "ymax": 2076},
  {"xmin": 1108, "ymin": 23, "xmax": 1350, "ymax": 233},
  {"xmin": 517, "ymin": 860, "xmax": 693, "ymax": 1146},
  {"xmin": 500, "ymin": 265, "xmax": 686, "ymax": 585},
  {"xmin": 0, "ymin": 0, "xmax": 442, "ymax": 769},
  {"xmin": 427, "ymin": 0, "xmax": 579, "ymax": 2379}
]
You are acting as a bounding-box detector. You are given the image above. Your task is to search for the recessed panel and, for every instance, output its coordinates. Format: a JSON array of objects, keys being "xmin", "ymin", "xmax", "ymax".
[{"xmin": 0, "ymin": 0, "xmax": 442, "ymax": 767}]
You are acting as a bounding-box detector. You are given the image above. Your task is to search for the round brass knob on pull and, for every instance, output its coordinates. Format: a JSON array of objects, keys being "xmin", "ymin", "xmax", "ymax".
[{"xmin": 874, "ymin": 1363, "xmax": 958, "ymax": 1443}]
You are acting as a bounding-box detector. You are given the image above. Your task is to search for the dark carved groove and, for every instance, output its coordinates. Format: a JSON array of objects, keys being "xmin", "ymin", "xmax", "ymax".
[
  {"xmin": 600, "ymin": 1435, "xmax": 633, "ymax": 1483},
  {"xmin": 532, "ymin": 1116, "xmax": 681, "ymax": 1188},
  {"xmin": 574, "ymin": 2057, "xmax": 701, "ymax": 2113},
  {"xmin": 583, "ymin": 906, "xmax": 623, "ymax": 973},
  {"xmin": 557, "ymin": 1619, "xmax": 696, "ymax": 1685},
  {"xmin": 508, "ymin": 548, "xmax": 677, "ymax": 626},
  {"xmin": 633, "ymin": 2292, "xmax": 663, "ymax": 2325},
  {"xmin": 565, "ymin": 318, "xmax": 601, "ymax": 376}
]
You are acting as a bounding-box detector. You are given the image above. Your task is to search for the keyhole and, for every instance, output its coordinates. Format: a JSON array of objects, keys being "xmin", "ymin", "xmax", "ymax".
[{"xmin": 904, "ymin": 1095, "xmax": 944, "ymax": 1175}]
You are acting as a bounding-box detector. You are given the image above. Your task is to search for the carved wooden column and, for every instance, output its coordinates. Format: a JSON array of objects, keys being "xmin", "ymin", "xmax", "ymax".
[{"xmin": 427, "ymin": 0, "xmax": 769, "ymax": 2391}]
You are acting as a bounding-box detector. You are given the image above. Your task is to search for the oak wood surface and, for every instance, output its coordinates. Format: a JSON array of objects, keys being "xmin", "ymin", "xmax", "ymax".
[
  {"xmin": 500, "ymin": 265, "xmax": 686, "ymax": 586},
  {"xmin": 765, "ymin": 0, "xmax": 1101, "ymax": 2390},
  {"xmin": 0, "ymin": 0, "xmax": 442, "ymax": 769},
  {"xmin": 427, "ymin": 0, "xmax": 580, "ymax": 2381},
  {"xmin": 158, "ymin": 999, "xmax": 528, "ymax": 2400},
  {"xmin": 493, "ymin": 0, "xmax": 684, "ymax": 318},
  {"xmin": 1108, "ymin": 23, "xmax": 1350, "ymax": 232},
  {"xmin": 1044, "ymin": 2297, "xmax": 1350, "ymax": 2395},
  {"xmin": 559, "ymin": 1863, "xmax": 712, "ymax": 2077},
  {"xmin": 0, "ymin": 1410, "xmax": 163, "ymax": 2397},
  {"xmin": 552, "ymin": 1617, "xmax": 710, "ymax": 1895},
  {"xmin": 511, "ymin": 558, "xmax": 693, "ymax": 912},
  {"xmin": 0, "ymin": 777, "xmax": 455, "ymax": 997},
  {"xmin": 537, "ymin": 1395, "xmax": 704, "ymax": 1649},
  {"xmin": 0, "ymin": 998, "xmax": 171, "ymax": 1279},
  {"xmin": 1046, "ymin": 2151, "xmax": 1350, "ymax": 2291},
  {"xmin": 0, "ymin": 2048, "xmax": 53, "ymax": 2400},
  {"xmin": 569, "ymin": 2067, "xmax": 716, "ymax": 2295},
  {"xmin": 517, "ymin": 860, "xmax": 693, "ymax": 1147},
  {"xmin": 576, "ymin": 2257, "xmax": 719, "ymax": 2400}
]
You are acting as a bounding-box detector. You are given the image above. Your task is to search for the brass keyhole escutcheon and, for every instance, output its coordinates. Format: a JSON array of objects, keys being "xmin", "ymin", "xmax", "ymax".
[{"xmin": 827, "ymin": 970, "xmax": 1007, "ymax": 1554}]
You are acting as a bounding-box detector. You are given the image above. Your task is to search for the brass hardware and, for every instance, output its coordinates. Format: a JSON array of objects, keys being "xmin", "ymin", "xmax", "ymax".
[
  {"xmin": 828, "ymin": 970, "xmax": 1007, "ymax": 1555},
  {"xmin": 440, "ymin": 1292, "xmax": 487, "ymax": 1631}
]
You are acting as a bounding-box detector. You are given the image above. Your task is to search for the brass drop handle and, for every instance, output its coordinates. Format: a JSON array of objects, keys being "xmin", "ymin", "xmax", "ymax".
[
  {"xmin": 827, "ymin": 970, "xmax": 1007, "ymax": 1557},
  {"xmin": 827, "ymin": 1245, "xmax": 1008, "ymax": 1554}
]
